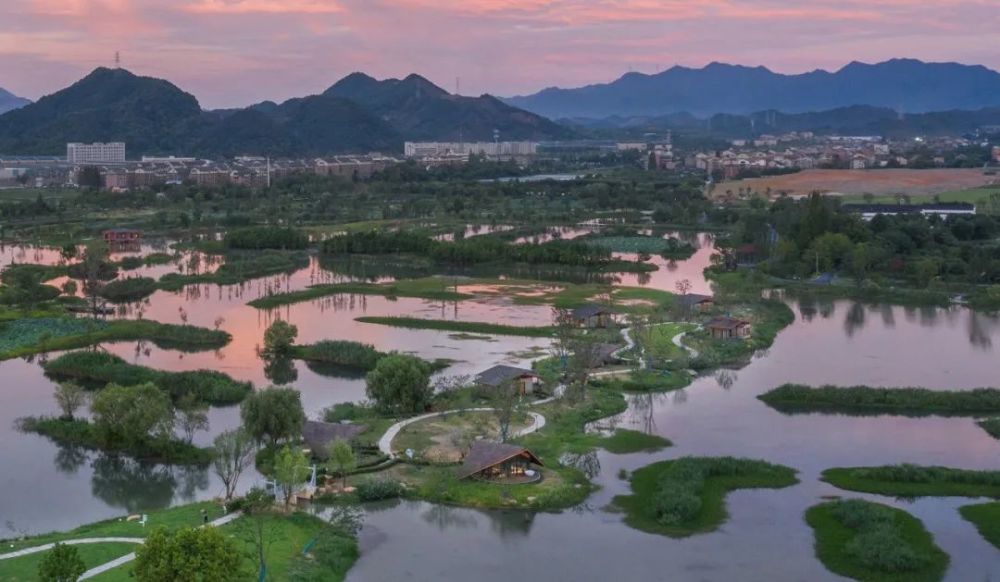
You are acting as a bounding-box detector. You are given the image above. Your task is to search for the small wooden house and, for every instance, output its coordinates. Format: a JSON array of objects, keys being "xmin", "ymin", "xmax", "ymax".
[
  {"xmin": 705, "ymin": 316, "xmax": 751, "ymax": 340},
  {"xmin": 457, "ymin": 441, "xmax": 543, "ymax": 482},
  {"xmin": 571, "ymin": 304, "xmax": 616, "ymax": 328},
  {"xmin": 103, "ymin": 228, "xmax": 142, "ymax": 245},
  {"xmin": 301, "ymin": 420, "xmax": 367, "ymax": 460},
  {"xmin": 474, "ymin": 365, "xmax": 539, "ymax": 396},
  {"xmin": 677, "ymin": 293, "xmax": 714, "ymax": 313}
]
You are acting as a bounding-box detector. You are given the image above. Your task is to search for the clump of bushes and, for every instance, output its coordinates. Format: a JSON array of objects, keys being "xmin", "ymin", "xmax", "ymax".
[
  {"xmin": 760, "ymin": 384, "xmax": 1000, "ymax": 415},
  {"xmin": 355, "ymin": 478, "xmax": 405, "ymax": 502},
  {"xmin": 824, "ymin": 500, "xmax": 930, "ymax": 573},
  {"xmin": 99, "ymin": 276, "xmax": 158, "ymax": 302},
  {"xmin": 291, "ymin": 340, "xmax": 385, "ymax": 370},
  {"xmin": 43, "ymin": 351, "xmax": 251, "ymax": 405},
  {"xmin": 225, "ymin": 226, "xmax": 309, "ymax": 250}
]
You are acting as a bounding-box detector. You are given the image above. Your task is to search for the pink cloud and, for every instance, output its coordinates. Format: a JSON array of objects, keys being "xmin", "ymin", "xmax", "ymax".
[{"xmin": 183, "ymin": 0, "xmax": 343, "ymax": 14}]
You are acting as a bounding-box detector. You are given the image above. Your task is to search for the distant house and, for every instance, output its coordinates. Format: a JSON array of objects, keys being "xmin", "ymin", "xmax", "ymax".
[
  {"xmin": 677, "ymin": 293, "xmax": 714, "ymax": 313},
  {"xmin": 301, "ymin": 420, "xmax": 367, "ymax": 460},
  {"xmin": 474, "ymin": 365, "xmax": 540, "ymax": 395},
  {"xmin": 705, "ymin": 316, "xmax": 751, "ymax": 340},
  {"xmin": 571, "ymin": 304, "xmax": 616, "ymax": 328},
  {"xmin": 457, "ymin": 441, "xmax": 543, "ymax": 482},
  {"xmin": 590, "ymin": 343, "xmax": 623, "ymax": 368},
  {"xmin": 735, "ymin": 244, "xmax": 760, "ymax": 266},
  {"xmin": 103, "ymin": 228, "xmax": 141, "ymax": 245}
]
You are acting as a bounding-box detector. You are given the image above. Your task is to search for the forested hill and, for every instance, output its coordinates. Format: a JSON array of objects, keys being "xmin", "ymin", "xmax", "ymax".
[{"xmin": 0, "ymin": 68, "xmax": 574, "ymax": 157}]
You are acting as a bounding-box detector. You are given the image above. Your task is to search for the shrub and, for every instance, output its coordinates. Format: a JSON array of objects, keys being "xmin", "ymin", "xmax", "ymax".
[
  {"xmin": 293, "ymin": 340, "xmax": 385, "ymax": 370},
  {"xmin": 829, "ymin": 500, "xmax": 927, "ymax": 573},
  {"xmin": 225, "ymin": 226, "xmax": 309, "ymax": 250},
  {"xmin": 356, "ymin": 478, "xmax": 405, "ymax": 502},
  {"xmin": 99, "ymin": 276, "xmax": 158, "ymax": 302}
]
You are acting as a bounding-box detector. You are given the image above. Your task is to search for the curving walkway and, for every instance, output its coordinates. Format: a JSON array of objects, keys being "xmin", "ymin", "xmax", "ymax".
[
  {"xmin": 671, "ymin": 328, "xmax": 700, "ymax": 359},
  {"xmin": 0, "ymin": 511, "xmax": 243, "ymax": 580},
  {"xmin": 378, "ymin": 408, "xmax": 548, "ymax": 457}
]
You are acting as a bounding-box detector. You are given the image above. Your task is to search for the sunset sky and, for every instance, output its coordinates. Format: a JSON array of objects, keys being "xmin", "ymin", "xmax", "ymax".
[{"xmin": 2, "ymin": 0, "xmax": 999, "ymax": 109}]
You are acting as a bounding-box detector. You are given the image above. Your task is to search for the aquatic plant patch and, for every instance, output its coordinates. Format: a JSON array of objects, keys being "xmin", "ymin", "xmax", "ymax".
[
  {"xmin": 760, "ymin": 385, "xmax": 1000, "ymax": 415},
  {"xmin": 822, "ymin": 464, "xmax": 1000, "ymax": 497}
]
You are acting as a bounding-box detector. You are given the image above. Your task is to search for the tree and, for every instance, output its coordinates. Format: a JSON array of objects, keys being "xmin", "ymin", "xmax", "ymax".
[
  {"xmin": 37, "ymin": 543, "xmax": 85, "ymax": 582},
  {"xmin": 365, "ymin": 354, "xmax": 433, "ymax": 414},
  {"xmin": 212, "ymin": 429, "xmax": 256, "ymax": 501},
  {"xmin": 328, "ymin": 439, "xmax": 356, "ymax": 489},
  {"xmin": 273, "ymin": 445, "xmax": 310, "ymax": 510},
  {"xmin": 241, "ymin": 487, "xmax": 275, "ymax": 578},
  {"xmin": 134, "ymin": 526, "xmax": 244, "ymax": 582},
  {"xmin": 176, "ymin": 394, "xmax": 209, "ymax": 444},
  {"xmin": 53, "ymin": 382, "xmax": 87, "ymax": 420},
  {"xmin": 240, "ymin": 387, "xmax": 305, "ymax": 447},
  {"xmin": 262, "ymin": 319, "xmax": 297, "ymax": 357},
  {"xmin": 90, "ymin": 383, "xmax": 174, "ymax": 448},
  {"xmin": 490, "ymin": 381, "xmax": 522, "ymax": 443},
  {"xmin": 80, "ymin": 240, "xmax": 109, "ymax": 316},
  {"xmin": 674, "ymin": 278, "xmax": 692, "ymax": 297}
]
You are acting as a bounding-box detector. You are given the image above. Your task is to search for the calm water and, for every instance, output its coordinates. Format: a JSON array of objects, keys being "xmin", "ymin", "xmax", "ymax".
[{"xmin": 2, "ymin": 238, "xmax": 1000, "ymax": 581}]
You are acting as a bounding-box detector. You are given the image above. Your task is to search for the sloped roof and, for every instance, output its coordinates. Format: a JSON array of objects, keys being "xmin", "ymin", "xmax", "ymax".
[
  {"xmin": 705, "ymin": 316, "xmax": 750, "ymax": 330},
  {"xmin": 677, "ymin": 293, "xmax": 713, "ymax": 308},
  {"xmin": 571, "ymin": 304, "xmax": 613, "ymax": 319},
  {"xmin": 302, "ymin": 420, "xmax": 367, "ymax": 459},
  {"xmin": 457, "ymin": 441, "xmax": 543, "ymax": 480},
  {"xmin": 475, "ymin": 365, "xmax": 538, "ymax": 387}
]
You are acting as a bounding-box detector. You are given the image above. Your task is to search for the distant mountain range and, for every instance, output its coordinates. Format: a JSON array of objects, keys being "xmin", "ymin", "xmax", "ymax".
[
  {"xmin": 506, "ymin": 59, "xmax": 1000, "ymax": 119},
  {"xmin": 565, "ymin": 105, "xmax": 1000, "ymax": 139},
  {"xmin": 0, "ymin": 88, "xmax": 30, "ymax": 115},
  {"xmin": 0, "ymin": 68, "xmax": 572, "ymax": 157}
]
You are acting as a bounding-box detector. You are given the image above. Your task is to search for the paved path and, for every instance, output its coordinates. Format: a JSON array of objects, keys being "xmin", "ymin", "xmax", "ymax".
[
  {"xmin": 0, "ymin": 511, "xmax": 243, "ymax": 580},
  {"xmin": 378, "ymin": 407, "xmax": 549, "ymax": 457},
  {"xmin": 671, "ymin": 328, "xmax": 700, "ymax": 359}
]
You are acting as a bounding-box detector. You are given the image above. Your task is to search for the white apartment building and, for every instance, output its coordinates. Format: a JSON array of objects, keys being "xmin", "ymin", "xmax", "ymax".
[
  {"xmin": 404, "ymin": 141, "xmax": 538, "ymax": 158},
  {"xmin": 67, "ymin": 142, "xmax": 126, "ymax": 164}
]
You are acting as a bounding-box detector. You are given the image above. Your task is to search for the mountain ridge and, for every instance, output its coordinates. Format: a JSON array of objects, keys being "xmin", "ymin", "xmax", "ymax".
[
  {"xmin": 0, "ymin": 68, "xmax": 573, "ymax": 157},
  {"xmin": 505, "ymin": 58, "xmax": 1000, "ymax": 119}
]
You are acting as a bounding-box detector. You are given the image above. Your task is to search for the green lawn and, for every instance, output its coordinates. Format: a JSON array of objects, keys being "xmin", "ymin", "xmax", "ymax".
[
  {"xmin": 612, "ymin": 457, "xmax": 799, "ymax": 537},
  {"xmin": 0, "ymin": 542, "xmax": 138, "ymax": 581},
  {"xmin": 958, "ymin": 502, "xmax": 1000, "ymax": 550},
  {"xmin": 806, "ymin": 500, "xmax": 949, "ymax": 582},
  {"xmin": 840, "ymin": 186, "xmax": 1000, "ymax": 213},
  {"xmin": 637, "ymin": 322, "xmax": 697, "ymax": 362},
  {"xmin": 822, "ymin": 465, "xmax": 1000, "ymax": 497}
]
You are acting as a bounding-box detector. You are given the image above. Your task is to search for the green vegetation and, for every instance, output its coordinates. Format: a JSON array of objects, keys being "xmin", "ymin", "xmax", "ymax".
[
  {"xmin": 806, "ymin": 499, "xmax": 949, "ymax": 582},
  {"xmin": 958, "ymin": 502, "xmax": 1000, "ymax": 550},
  {"xmin": 0, "ymin": 542, "xmax": 136, "ymax": 582},
  {"xmin": 289, "ymin": 340, "xmax": 386, "ymax": 369},
  {"xmin": 19, "ymin": 415, "xmax": 211, "ymax": 465},
  {"xmin": 241, "ymin": 387, "xmax": 306, "ymax": 447},
  {"xmin": 158, "ymin": 251, "xmax": 309, "ymax": 291},
  {"xmin": 589, "ymin": 370, "xmax": 693, "ymax": 393},
  {"xmin": 99, "ymin": 276, "xmax": 158, "ymax": 302},
  {"xmin": 613, "ymin": 457, "xmax": 798, "ymax": 537},
  {"xmin": 581, "ymin": 235, "xmax": 695, "ymax": 260},
  {"xmin": 247, "ymin": 279, "xmax": 471, "ymax": 309},
  {"xmin": 225, "ymin": 226, "xmax": 309, "ymax": 250},
  {"xmin": 686, "ymin": 299, "xmax": 795, "ymax": 369},
  {"xmin": 598, "ymin": 429, "xmax": 672, "ymax": 454},
  {"xmin": 365, "ymin": 354, "xmax": 433, "ymax": 415},
  {"xmin": 978, "ymin": 418, "xmax": 1000, "ymax": 439},
  {"xmin": 822, "ymin": 464, "xmax": 1000, "ymax": 497},
  {"xmin": 759, "ymin": 384, "xmax": 1000, "ymax": 415},
  {"xmin": 355, "ymin": 316, "xmax": 557, "ymax": 337},
  {"xmin": 43, "ymin": 351, "xmax": 251, "ymax": 405},
  {"xmin": 0, "ymin": 318, "xmax": 230, "ymax": 360},
  {"xmin": 134, "ymin": 526, "xmax": 244, "ymax": 581}
]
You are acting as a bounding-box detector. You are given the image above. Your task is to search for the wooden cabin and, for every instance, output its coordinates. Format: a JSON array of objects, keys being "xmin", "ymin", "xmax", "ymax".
[
  {"xmin": 474, "ymin": 365, "xmax": 539, "ymax": 396},
  {"xmin": 705, "ymin": 316, "xmax": 751, "ymax": 340},
  {"xmin": 103, "ymin": 228, "xmax": 142, "ymax": 245},
  {"xmin": 677, "ymin": 293, "xmax": 714, "ymax": 313},
  {"xmin": 571, "ymin": 304, "xmax": 616, "ymax": 328},
  {"xmin": 301, "ymin": 420, "xmax": 367, "ymax": 460},
  {"xmin": 457, "ymin": 441, "xmax": 543, "ymax": 483}
]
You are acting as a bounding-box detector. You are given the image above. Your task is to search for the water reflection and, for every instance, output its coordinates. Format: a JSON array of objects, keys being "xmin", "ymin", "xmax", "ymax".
[{"xmin": 90, "ymin": 454, "xmax": 207, "ymax": 514}]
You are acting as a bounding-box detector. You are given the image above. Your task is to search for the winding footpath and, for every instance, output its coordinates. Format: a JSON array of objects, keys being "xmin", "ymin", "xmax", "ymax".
[
  {"xmin": 0, "ymin": 511, "xmax": 243, "ymax": 580},
  {"xmin": 378, "ymin": 408, "xmax": 549, "ymax": 457}
]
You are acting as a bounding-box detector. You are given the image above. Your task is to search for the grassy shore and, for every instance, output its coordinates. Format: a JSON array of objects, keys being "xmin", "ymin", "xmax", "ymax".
[
  {"xmin": 598, "ymin": 429, "xmax": 672, "ymax": 454},
  {"xmin": 822, "ymin": 464, "xmax": 1000, "ymax": 497},
  {"xmin": 806, "ymin": 499, "xmax": 949, "ymax": 582},
  {"xmin": 0, "ymin": 502, "xmax": 357, "ymax": 582},
  {"xmin": 613, "ymin": 457, "xmax": 798, "ymax": 537},
  {"xmin": 0, "ymin": 318, "xmax": 231, "ymax": 361},
  {"xmin": 759, "ymin": 384, "xmax": 1000, "ymax": 416},
  {"xmin": 17, "ymin": 416, "xmax": 213, "ymax": 465},
  {"xmin": 978, "ymin": 418, "xmax": 1000, "ymax": 439},
  {"xmin": 43, "ymin": 351, "xmax": 251, "ymax": 405},
  {"xmin": 247, "ymin": 278, "xmax": 472, "ymax": 309},
  {"xmin": 355, "ymin": 316, "xmax": 557, "ymax": 338},
  {"xmin": 958, "ymin": 502, "xmax": 1000, "ymax": 550}
]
